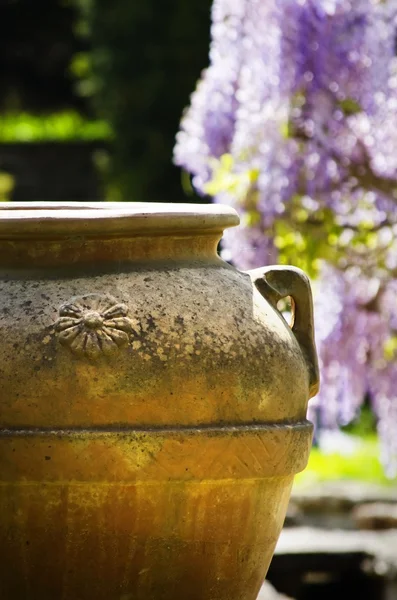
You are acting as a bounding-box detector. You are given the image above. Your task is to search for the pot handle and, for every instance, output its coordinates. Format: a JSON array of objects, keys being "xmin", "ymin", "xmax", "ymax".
[{"xmin": 248, "ymin": 265, "xmax": 319, "ymax": 399}]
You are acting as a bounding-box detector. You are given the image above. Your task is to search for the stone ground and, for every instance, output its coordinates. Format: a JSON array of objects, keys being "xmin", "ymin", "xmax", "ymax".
[
  {"xmin": 258, "ymin": 581, "xmax": 294, "ymax": 600},
  {"xmin": 265, "ymin": 480, "xmax": 397, "ymax": 600}
]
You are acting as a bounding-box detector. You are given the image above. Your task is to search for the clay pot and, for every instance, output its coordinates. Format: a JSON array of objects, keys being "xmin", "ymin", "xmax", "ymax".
[{"xmin": 0, "ymin": 202, "xmax": 319, "ymax": 600}]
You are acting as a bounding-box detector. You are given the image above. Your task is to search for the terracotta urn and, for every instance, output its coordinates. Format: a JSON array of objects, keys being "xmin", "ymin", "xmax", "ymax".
[{"xmin": 0, "ymin": 202, "xmax": 319, "ymax": 600}]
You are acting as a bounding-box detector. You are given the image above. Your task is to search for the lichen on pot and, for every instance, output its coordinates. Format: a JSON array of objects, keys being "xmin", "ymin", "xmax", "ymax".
[{"xmin": 0, "ymin": 202, "xmax": 319, "ymax": 600}]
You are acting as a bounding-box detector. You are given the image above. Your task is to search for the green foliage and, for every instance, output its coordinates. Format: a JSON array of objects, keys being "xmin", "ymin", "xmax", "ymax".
[
  {"xmin": 0, "ymin": 112, "xmax": 112, "ymax": 142},
  {"xmin": 342, "ymin": 404, "xmax": 378, "ymax": 437},
  {"xmin": 295, "ymin": 435, "xmax": 396, "ymax": 487},
  {"xmin": 72, "ymin": 0, "xmax": 213, "ymax": 202},
  {"xmin": 204, "ymin": 154, "xmax": 260, "ymax": 200},
  {"xmin": 0, "ymin": 172, "xmax": 14, "ymax": 201},
  {"xmin": 338, "ymin": 98, "xmax": 363, "ymax": 116},
  {"xmin": 295, "ymin": 407, "xmax": 396, "ymax": 487},
  {"xmin": 383, "ymin": 335, "xmax": 397, "ymax": 360},
  {"xmin": 204, "ymin": 154, "xmax": 396, "ymax": 280}
]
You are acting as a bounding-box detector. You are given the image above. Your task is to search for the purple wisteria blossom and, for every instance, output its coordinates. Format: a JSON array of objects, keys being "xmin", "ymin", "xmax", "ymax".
[
  {"xmin": 310, "ymin": 265, "xmax": 397, "ymax": 477},
  {"xmin": 175, "ymin": 0, "xmax": 397, "ymax": 474}
]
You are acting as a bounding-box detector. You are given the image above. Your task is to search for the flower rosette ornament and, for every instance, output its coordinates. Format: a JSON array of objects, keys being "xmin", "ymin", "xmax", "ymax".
[{"xmin": 55, "ymin": 294, "xmax": 133, "ymax": 360}]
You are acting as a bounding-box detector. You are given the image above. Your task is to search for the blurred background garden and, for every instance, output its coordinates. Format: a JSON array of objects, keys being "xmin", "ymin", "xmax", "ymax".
[
  {"xmin": 1, "ymin": 1, "xmax": 397, "ymax": 597},
  {"xmin": 0, "ymin": 0, "xmax": 212, "ymax": 203}
]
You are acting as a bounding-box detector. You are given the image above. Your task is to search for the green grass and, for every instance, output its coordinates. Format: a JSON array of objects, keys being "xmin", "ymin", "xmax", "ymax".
[
  {"xmin": 295, "ymin": 434, "xmax": 397, "ymax": 487},
  {"xmin": 0, "ymin": 111, "xmax": 113, "ymax": 142}
]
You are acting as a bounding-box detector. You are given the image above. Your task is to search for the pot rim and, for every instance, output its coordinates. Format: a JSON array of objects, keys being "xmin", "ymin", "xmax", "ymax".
[{"xmin": 0, "ymin": 202, "xmax": 240, "ymax": 238}]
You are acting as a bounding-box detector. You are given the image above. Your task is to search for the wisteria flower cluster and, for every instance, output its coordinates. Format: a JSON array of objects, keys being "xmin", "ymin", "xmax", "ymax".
[{"xmin": 175, "ymin": 0, "xmax": 397, "ymax": 475}]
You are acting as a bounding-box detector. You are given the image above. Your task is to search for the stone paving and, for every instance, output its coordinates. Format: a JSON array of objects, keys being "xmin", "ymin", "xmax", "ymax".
[{"xmin": 265, "ymin": 480, "xmax": 397, "ymax": 600}]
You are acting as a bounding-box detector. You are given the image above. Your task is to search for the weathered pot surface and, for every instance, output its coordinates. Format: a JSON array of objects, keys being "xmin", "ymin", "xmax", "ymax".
[{"xmin": 0, "ymin": 202, "xmax": 319, "ymax": 600}]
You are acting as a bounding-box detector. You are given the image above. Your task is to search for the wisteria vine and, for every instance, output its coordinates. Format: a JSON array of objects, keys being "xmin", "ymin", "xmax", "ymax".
[{"xmin": 175, "ymin": 0, "xmax": 397, "ymax": 476}]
